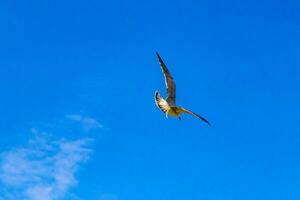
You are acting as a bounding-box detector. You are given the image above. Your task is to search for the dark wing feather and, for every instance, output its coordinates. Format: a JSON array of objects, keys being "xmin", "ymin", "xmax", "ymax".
[
  {"xmin": 154, "ymin": 91, "xmax": 170, "ymax": 113},
  {"xmin": 178, "ymin": 107, "xmax": 210, "ymax": 125},
  {"xmin": 156, "ymin": 52, "xmax": 176, "ymax": 106}
]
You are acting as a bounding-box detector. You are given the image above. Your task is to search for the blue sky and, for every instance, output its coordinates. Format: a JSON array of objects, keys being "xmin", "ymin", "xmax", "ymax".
[{"xmin": 0, "ymin": 0, "xmax": 300, "ymax": 199}]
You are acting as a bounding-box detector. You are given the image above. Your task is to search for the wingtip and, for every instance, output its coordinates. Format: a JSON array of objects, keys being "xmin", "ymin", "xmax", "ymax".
[
  {"xmin": 155, "ymin": 52, "xmax": 162, "ymax": 61},
  {"xmin": 201, "ymin": 117, "xmax": 210, "ymax": 125},
  {"xmin": 203, "ymin": 117, "xmax": 211, "ymax": 125}
]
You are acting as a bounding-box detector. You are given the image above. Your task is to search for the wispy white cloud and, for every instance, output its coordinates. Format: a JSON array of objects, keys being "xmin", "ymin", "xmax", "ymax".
[
  {"xmin": 0, "ymin": 131, "xmax": 92, "ymax": 200},
  {"xmin": 66, "ymin": 114, "xmax": 103, "ymax": 131}
]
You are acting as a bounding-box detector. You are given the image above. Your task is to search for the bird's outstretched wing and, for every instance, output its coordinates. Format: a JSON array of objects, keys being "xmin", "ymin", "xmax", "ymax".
[
  {"xmin": 156, "ymin": 52, "xmax": 176, "ymax": 106},
  {"xmin": 178, "ymin": 107, "xmax": 210, "ymax": 125},
  {"xmin": 154, "ymin": 91, "xmax": 170, "ymax": 113}
]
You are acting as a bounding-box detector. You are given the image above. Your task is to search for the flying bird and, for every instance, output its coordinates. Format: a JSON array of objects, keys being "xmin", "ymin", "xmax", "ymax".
[{"xmin": 154, "ymin": 52, "xmax": 210, "ymax": 124}]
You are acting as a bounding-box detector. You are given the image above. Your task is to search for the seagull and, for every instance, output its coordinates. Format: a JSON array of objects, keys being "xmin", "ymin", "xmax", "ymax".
[{"xmin": 154, "ymin": 52, "xmax": 210, "ymax": 124}]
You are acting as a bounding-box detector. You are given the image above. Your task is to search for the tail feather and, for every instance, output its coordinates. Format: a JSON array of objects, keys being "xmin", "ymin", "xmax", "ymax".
[{"xmin": 154, "ymin": 91, "xmax": 170, "ymax": 114}]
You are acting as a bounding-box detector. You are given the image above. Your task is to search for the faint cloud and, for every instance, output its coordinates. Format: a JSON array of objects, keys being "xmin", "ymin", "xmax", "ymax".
[
  {"xmin": 0, "ymin": 132, "xmax": 92, "ymax": 200},
  {"xmin": 66, "ymin": 114, "xmax": 103, "ymax": 131}
]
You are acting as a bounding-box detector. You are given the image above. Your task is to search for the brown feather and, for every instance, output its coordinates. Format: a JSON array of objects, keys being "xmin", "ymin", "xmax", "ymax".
[
  {"xmin": 156, "ymin": 52, "xmax": 176, "ymax": 106},
  {"xmin": 178, "ymin": 107, "xmax": 210, "ymax": 125}
]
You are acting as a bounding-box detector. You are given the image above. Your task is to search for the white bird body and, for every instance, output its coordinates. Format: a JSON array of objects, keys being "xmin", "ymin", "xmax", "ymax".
[{"xmin": 154, "ymin": 52, "xmax": 210, "ymax": 124}]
